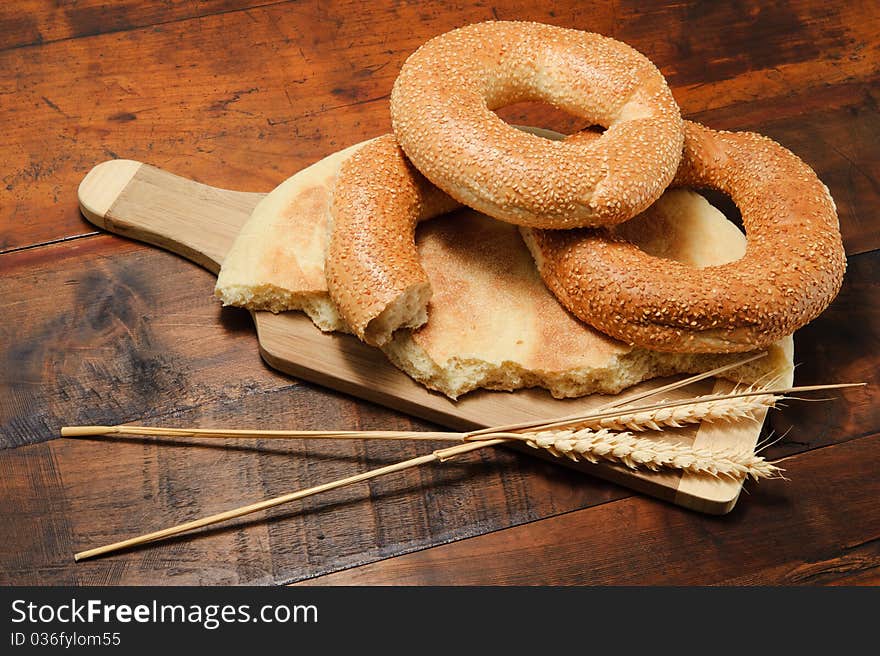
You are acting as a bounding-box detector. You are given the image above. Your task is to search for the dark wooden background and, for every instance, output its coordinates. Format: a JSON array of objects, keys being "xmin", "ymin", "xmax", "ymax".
[{"xmin": 1, "ymin": 1, "xmax": 878, "ymax": 585}]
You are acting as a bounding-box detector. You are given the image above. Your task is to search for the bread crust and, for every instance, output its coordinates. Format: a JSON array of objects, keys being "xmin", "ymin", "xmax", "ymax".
[
  {"xmin": 390, "ymin": 21, "xmax": 683, "ymax": 228},
  {"xmin": 523, "ymin": 121, "xmax": 847, "ymax": 352},
  {"xmin": 325, "ymin": 134, "xmax": 458, "ymax": 346}
]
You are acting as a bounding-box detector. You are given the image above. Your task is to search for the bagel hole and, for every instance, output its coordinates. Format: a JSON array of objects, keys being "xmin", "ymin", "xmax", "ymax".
[
  {"xmin": 493, "ymin": 101, "xmax": 600, "ymax": 137},
  {"xmin": 613, "ymin": 187, "xmax": 747, "ymax": 268},
  {"xmin": 697, "ymin": 188, "xmax": 745, "ymax": 234}
]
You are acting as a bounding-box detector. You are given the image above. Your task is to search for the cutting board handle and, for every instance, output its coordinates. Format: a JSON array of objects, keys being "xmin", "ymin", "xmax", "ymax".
[{"xmin": 78, "ymin": 160, "xmax": 264, "ymax": 274}]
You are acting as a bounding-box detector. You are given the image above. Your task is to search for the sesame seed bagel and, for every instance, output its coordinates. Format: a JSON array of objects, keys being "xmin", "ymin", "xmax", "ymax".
[
  {"xmin": 326, "ymin": 126, "xmax": 571, "ymax": 347},
  {"xmin": 390, "ymin": 21, "xmax": 684, "ymax": 228},
  {"xmin": 521, "ymin": 121, "xmax": 847, "ymax": 353},
  {"xmin": 325, "ymin": 134, "xmax": 459, "ymax": 346}
]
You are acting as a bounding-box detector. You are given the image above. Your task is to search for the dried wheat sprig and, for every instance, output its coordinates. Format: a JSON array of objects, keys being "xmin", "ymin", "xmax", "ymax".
[
  {"xmin": 64, "ymin": 417, "xmax": 782, "ymax": 480},
  {"xmin": 61, "ymin": 394, "xmax": 774, "ymax": 443},
  {"xmin": 584, "ymin": 393, "xmax": 780, "ymax": 432},
  {"xmin": 64, "ymin": 356, "xmax": 776, "ymax": 442},
  {"xmin": 70, "ymin": 354, "xmax": 863, "ymax": 560},
  {"xmin": 60, "ymin": 425, "xmax": 463, "ymax": 441},
  {"xmin": 519, "ymin": 382, "xmax": 864, "ymax": 435},
  {"xmin": 62, "ymin": 384, "xmax": 863, "ymax": 442},
  {"xmin": 504, "ymin": 429, "xmax": 782, "ymax": 480}
]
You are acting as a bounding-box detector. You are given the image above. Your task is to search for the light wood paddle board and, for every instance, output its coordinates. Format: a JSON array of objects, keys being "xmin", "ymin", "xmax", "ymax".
[{"xmin": 77, "ymin": 158, "xmax": 787, "ymax": 514}]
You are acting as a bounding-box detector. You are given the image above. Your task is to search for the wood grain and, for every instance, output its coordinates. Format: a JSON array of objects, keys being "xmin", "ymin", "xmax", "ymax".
[
  {"xmin": 2, "ymin": 0, "xmax": 879, "ymax": 586},
  {"xmin": 0, "ymin": 246, "xmax": 876, "ymax": 583},
  {"xmin": 299, "ymin": 432, "xmax": 880, "ymax": 586},
  {"xmin": 0, "ymin": 232, "xmax": 313, "ymax": 448},
  {"xmin": 0, "ymin": 1, "xmax": 276, "ymax": 51},
  {"xmin": 0, "ymin": 402, "xmax": 629, "ymax": 585},
  {"xmin": 2, "ymin": 1, "xmax": 879, "ymax": 252}
]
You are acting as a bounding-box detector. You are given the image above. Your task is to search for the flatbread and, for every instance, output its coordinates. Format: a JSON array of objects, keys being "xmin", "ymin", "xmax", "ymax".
[
  {"xmin": 215, "ymin": 141, "xmax": 366, "ymax": 331},
  {"xmin": 386, "ymin": 191, "xmax": 792, "ymax": 398},
  {"xmin": 215, "ymin": 146, "xmax": 793, "ymax": 399}
]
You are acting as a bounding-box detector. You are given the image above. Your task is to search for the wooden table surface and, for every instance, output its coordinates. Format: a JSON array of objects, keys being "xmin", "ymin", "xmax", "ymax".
[{"xmin": 1, "ymin": 1, "xmax": 878, "ymax": 586}]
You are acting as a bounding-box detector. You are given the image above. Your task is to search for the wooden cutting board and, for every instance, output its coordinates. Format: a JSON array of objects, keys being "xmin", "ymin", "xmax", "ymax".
[{"xmin": 77, "ymin": 158, "xmax": 783, "ymax": 515}]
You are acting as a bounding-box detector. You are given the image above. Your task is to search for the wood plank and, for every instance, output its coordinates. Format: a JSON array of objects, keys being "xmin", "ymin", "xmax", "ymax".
[
  {"xmin": 2, "ymin": 0, "xmax": 878, "ymax": 586},
  {"xmin": 0, "ymin": 243, "xmax": 876, "ymax": 583},
  {"xmin": 0, "ymin": 233, "xmax": 383, "ymax": 448},
  {"xmin": 0, "ymin": 442, "xmax": 80, "ymax": 585},
  {"xmin": 3, "ymin": 1, "xmax": 879, "ymax": 252},
  {"xmin": 298, "ymin": 432, "xmax": 880, "ymax": 585},
  {"xmin": 632, "ymin": 1, "xmax": 880, "ymax": 114},
  {"xmin": 0, "ymin": 1, "xmax": 277, "ymax": 51},
  {"xmin": 0, "ymin": 392, "xmax": 629, "ymax": 585}
]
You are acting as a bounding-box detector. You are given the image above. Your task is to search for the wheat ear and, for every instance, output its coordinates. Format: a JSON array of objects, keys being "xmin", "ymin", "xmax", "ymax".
[
  {"xmin": 511, "ymin": 429, "xmax": 782, "ymax": 480},
  {"xmin": 583, "ymin": 393, "xmax": 780, "ymax": 432}
]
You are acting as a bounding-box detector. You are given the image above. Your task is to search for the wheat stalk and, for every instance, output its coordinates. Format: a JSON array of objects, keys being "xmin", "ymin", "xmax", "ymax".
[
  {"xmin": 70, "ymin": 360, "xmax": 864, "ymax": 560},
  {"xmin": 506, "ymin": 428, "xmax": 782, "ymax": 480},
  {"xmin": 581, "ymin": 393, "xmax": 780, "ymax": 432},
  {"xmin": 61, "ymin": 393, "xmax": 773, "ymax": 441}
]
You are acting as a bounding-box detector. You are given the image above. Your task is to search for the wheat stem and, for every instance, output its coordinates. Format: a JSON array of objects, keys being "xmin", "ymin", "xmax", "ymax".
[
  {"xmin": 63, "ymin": 385, "xmax": 862, "ymax": 442},
  {"xmin": 79, "ymin": 357, "xmax": 855, "ymax": 561}
]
